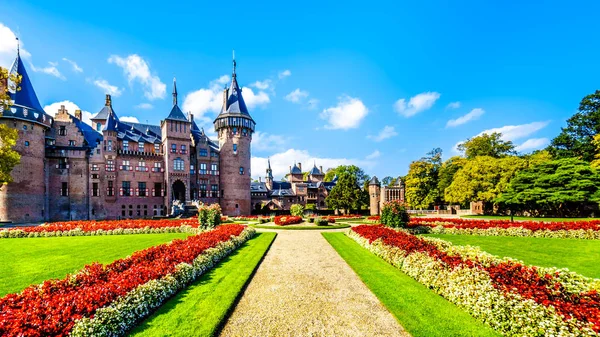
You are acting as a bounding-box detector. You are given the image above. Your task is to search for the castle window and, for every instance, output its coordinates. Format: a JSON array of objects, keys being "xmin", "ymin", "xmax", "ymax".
[
  {"xmin": 59, "ymin": 126, "xmax": 66, "ymax": 136},
  {"xmin": 58, "ymin": 158, "xmax": 68, "ymax": 169},
  {"xmin": 107, "ymin": 140, "xmax": 113, "ymax": 152},
  {"xmin": 190, "ymin": 164, "xmax": 195, "ymax": 174},
  {"xmin": 24, "ymin": 141, "xmax": 29, "ymax": 147},
  {"xmin": 136, "ymin": 161, "xmax": 148, "ymax": 172},
  {"xmin": 233, "ymin": 127, "xmax": 238, "ymax": 135},
  {"xmin": 23, "ymin": 125, "xmax": 27, "ymax": 130},
  {"xmin": 199, "ymin": 149, "xmax": 208, "ymax": 157},
  {"xmin": 171, "ymin": 144, "xmax": 177, "ymax": 153},
  {"xmin": 121, "ymin": 160, "xmax": 131, "ymax": 171},
  {"xmin": 123, "ymin": 140, "xmax": 129, "ymax": 151},
  {"xmin": 154, "ymin": 182, "xmax": 162, "ymax": 197},
  {"xmin": 211, "ymin": 151, "xmax": 218, "ymax": 158},
  {"xmin": 61, "ymin": 182, "xmax": 68, "ymax": 196},
  {"xmin": 106, "ymin": 160, "xmax": 115, "ymax": 172},
  {"xmin": 91, "ymin": 164, "xmax": 99, "ymax": 171},
  {"xmin": 242, "ymin": 128, "xmax": 247, "ymax": 136},
  {"xmin": 69, "ymin": 140, "xmax": 75, "ymax": 146},
  {"xmin": 211, "ymin": 163, "xmax": 218, "ymax": 175},
  {"xmin": 122, "ymin": 181, "xmax": 131, "ymax": 196},
  {"xmin": 211, "ymin": 184, "xmax": 219, "ymax": 197},
  {"xmin": 138, "ymin": 182, "xmax": 147, "ymax": 197},
  {"xmin": 107, "ymin": 181, "xmax": 114, "ymax": 196},
  {"xmin": 174, "ymin": 158, "xmax": 184, "ymax": 171},
  {"xmin": 96, "ymin": 123, "xmax": 102, "ymax": 132},
  {"xmin": 92, "ymin": 183, "xmax": 99, "ymax": 197},
  {"xmin": 199, "ymin": 163, "xmax": 207, "ymax": 174},
  {"xmin": 200, "ymin": 181, "xmax": 207, "ymax": 197},
  {"xmin": 154, "ymin": 143, "xmax": 160, "ymax": 153},
  {"xmin": 233, "ymin": 144, "xmax": 237, "ymax": 153},
  {"xmin": 138, "ymin": 142, "xmax": 144, "ymax": 152},
  {"xmin": 180, "ymin": 144, "xmax": 187, "ymax": 154},
  {"xmin": 152, "ymin": 162, "xmax": 162, "ymax": 173},
  {"xmin": 239, "ymin": 167, "xmax": 244, "ymax": 175}
]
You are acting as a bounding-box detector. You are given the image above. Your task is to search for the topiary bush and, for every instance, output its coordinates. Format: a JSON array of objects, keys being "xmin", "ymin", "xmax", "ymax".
[
  {"xmin": 198, "ymin": 203, "xmax": 222, "ymax": 229},
  {"xmin": 314, "ymin": 217, "xmax": 329, "ymax": 226},
  {"xmin": 290, "ymin": 204, "xmax": 305, "ymax": 217},
  {"xmin": 380, "ymin": 200, "xmax": 410, "ymax": 228}
]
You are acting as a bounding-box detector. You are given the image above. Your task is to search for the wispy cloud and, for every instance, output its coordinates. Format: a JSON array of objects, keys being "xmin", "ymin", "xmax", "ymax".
[
  {"xmin": 446, "ymin": 108, "xmax": 485, "ymax": 128},
  {"xmin": 367, "ymin": 125, "xmax": 398, "ymax": 142},
  {"xmin": 394, "ymin": 91, "xmax": 440, "ymax": 117},
  {"xmin": 278, "ymin": 69, "xmax": 291, "ymax": 79},
  {"xmin": 92, "ymin": 79, "xmax": 123, "ymax": 97},
  {"xmin": 285, "ymin": 88, "xmax": 309, "ymax": 103},
  {"xmin": 43, "ymin": 100, "xmax": 93, "ymax": 125},
  {"xmin": 0, "ymin": 23, "xmax": 31, "ymax": 68},
  {"xmin": 515, "ymin": 138, "xmax": 550, "ymax": 152},
  {"xmin": 320, "ymin": 96, "xmax": 368, "ymax": 130},
  {"xmin": 108, "ymin": 54, "xmax": 166, "ymax": 100},
  {"xmin": 120, "ymin": 116, "xmax": 140, "ymax": 123},
  {"xmin": 446, "ymin": 101, "xmax": 461, "ymax": 109},
  {"xmin": 252, "ymin": 131, "xmax": 289, "ymax": 152},
  {"xmin": 135, "ymin": 103, "xmax": 153, "ymax": 109},
  {"xmin": 30, "ymin": 62, "xmax": 65, "ymax": 80},
  {"xmin": 62, "ymin": 58, "xmax": 83, "ymax": 72},
  {"xmin": 366, "ymin": 150, "xmax": 381, "ymax": 160}
]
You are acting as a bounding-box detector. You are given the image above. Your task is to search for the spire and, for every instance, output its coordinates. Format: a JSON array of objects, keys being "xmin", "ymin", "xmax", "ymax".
[
  {"xmin": 16, "ymin": 37, "xmax": 19, "ymax": 56},
  {"xmin": 172, "ymin": 77, "xmax": 178, "ymax": 106},
  {"xmin": 232, "ymin": 50, "xmax": 236, "ymax": 78},
  {"xmin": 266, "ymin": 158, "xmax": 273, "ymax": 180}
]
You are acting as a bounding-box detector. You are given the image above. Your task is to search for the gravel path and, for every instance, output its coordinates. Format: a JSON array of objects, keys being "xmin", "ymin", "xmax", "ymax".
[{"xmin": 219, "ymin": 230, "xmax": 409, "ymax": 337}]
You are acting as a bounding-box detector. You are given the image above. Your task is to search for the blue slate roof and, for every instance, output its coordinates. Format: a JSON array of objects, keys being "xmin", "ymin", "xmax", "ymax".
[
  {"xmin": 251, "ymin": 182, "xmax": 268, "ymax": 193},
  {"xmin": 103, "ymin": 107, "xmax": 120, "ymax": 132},
  {"xmin": 72, "ymin": 116, "xmax": 102, "ymax": 148},
  {"xmin": 165, "ymin": 104, "xmax": 188, "ymax": 122},
  {"xmin": 310, "ymin": 164, "xmax": 323, "ymax": 175},
  {"xmin": 369, "ymin": 176, "xmax": 380, "ymax": 186},
  {"xmin": 290, "ymin": 164, "xmax": 302, "ymax": 174},
  {"xmin": 4, "ymin": 52, "xmax": 53, "ymax": 127}
]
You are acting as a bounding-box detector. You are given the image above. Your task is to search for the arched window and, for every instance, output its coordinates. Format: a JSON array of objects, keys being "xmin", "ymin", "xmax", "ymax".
[
  {"xmin": 239, "ymin": 167, "xmax": 244, "ymax": 175},
  {"xmin": 174, "ymin": 158, "xmax": 185, "ymax": 171}
]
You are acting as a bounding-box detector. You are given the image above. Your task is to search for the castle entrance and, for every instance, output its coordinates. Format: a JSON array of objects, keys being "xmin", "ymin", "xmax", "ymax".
[{"xmin": 172, "ymin": 180, "xmax": 186, "ymax": 203}]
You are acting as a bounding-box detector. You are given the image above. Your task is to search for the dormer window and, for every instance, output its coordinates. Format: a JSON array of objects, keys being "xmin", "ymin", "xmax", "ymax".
[
  {"xmin": 59, "ymin": 126, "xmax": 66, "ymax": 136},
  {"xmin": 123, "ymin": 140, "xmax": 129, "ymax": 151},
  {"xmin": 138, "ymin": 142, "xmax": 144, "ymax": 152},
  {"xmin": 154, "ymin": 143, "xmax": 160, "ymax": 153}
]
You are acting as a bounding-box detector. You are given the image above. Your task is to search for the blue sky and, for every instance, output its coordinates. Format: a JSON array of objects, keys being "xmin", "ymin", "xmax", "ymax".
[{"xmin": 1, "ymin": 1, "xmax": 599, "ymax": 180}]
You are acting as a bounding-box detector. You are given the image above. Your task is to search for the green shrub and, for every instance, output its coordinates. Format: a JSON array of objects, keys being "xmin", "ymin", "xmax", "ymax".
[
  {"xmin": 308, "ymin": 217, "xmax": 315, "ymax": 223},
  {"xmin": 198, "ymin": 203, "xmax": 222, "ymax": 229},
  {"xmin": 259, "ymin": 218, "xmax": 269, "ymax": 224},
  {"xmin": 314, "ymin": 217, "xmax": 329, "ymax": 226},
  {"xmin": 290, "ymin": 204, "xmax": 305, "ymax": 217},
  {"xmin": 381, "ymin": 200, "xmax": 410, "ymax": 228}
]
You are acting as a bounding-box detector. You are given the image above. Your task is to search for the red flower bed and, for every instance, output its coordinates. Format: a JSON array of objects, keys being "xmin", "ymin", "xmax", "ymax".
[
  {"xmin": 409, "ymin": 217, "xmax": 600, "ymax": 232},
  {"xmin": 367, "ymin": 215, "xmax": 380, "ymax": 221},
  {"xmin": 0, "ymin": 224, "xmax": 245, "ymax": 337},
  {"xmin": 3, "ymin": 218, "xmax": 199, "ymax": 234},
  {"xmin": 273, "ymin": 216, "xmax": 303, "ymax": 226},
  {"xmin": 352, "ymin": 225, "xmax": 600, "ymax": 332},
  {"xmin": 327, "ymin": 215, "xmax": 362, "ymax": 220}
]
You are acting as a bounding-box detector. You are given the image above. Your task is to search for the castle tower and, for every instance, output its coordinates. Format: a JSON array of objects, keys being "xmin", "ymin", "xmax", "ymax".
[
  {"xmin": 161, "ymin": 78, "xmax": 191, "ymax": 207},
  {"xmin": 368, "ymin": 176, "xmax": 381, "ymax": 216},
  {"xmin": 265, "ymin": 158, "xmax": 273, "ymax": 190},
  {"xmin": 309, "ymin": 163, "xmax": 325, "ymax": 182},
  {"xmin": 0, "ymin": 50, "xmax": 53, "ymax": 223},
  {"xmin": 214, "ymin": 56, "xmax": 255, "ymax": 216},
  {"xmin": 289, "ymin": 163, "xmax": 303, "ymax": 182}
]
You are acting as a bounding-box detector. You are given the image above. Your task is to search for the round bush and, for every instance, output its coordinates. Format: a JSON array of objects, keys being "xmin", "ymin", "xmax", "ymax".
[{"xmin": 381, "ymin": 200, "xmax": 410, "ymax": 228}]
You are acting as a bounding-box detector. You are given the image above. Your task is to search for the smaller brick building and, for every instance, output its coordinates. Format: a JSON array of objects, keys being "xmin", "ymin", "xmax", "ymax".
[{"xmin": 368, "ymin": 176, "xmax": 405, "ymax": 216}]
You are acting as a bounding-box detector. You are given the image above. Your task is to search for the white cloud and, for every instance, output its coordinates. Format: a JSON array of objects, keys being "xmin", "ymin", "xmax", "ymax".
[
  {"xmin": 108, "ymin": 54, "xmax": 166, "ymax": 100},
  {"xmin": 515, "ymin": 138, "xmax": 550, "ymax": 152},
  {"xmin": 446, "ymin": 101, "xmax": 461, "ymax": 109},
  {"xmin": 43, "ymin": 100, "xmax": 93, "ymax": 126},
  {"xmin": 30, "ymin": 62, "xmax": 65, "ymax": 80},
  {"xmin": 135, "ymin": 103, "xmax": 153, "ymax": 109},
  {"xmin": 446, "ymin": 108, "xmax": 485, "ymax": 128},
  {"xmin": 252, "ymin": 131, "xmax": 288, "ymax": 152},
  {"xmin": 251, "ymin": 148, "xmax": 373, "ymax": 180},
  {"xmin": 62, "ymin": 58, "xmax": 83, "ymax": 72},
  {"xmin": 278, "ymin": 69, "xmax": 291, "ymax": 79},
  {"xmin": 367, "ymin": 125, "xmax": 398, "ymax": 142},
  {"xmin": 0, "ymin": 23, "xmax": 31, "ymax": 68},
  {"xmin": 285, "ymin": 88, "xmax": 309, "ymax": 103},
  {"xmin": 120, "ymin": 116, "xmax": 140, "ymax": 123},
  {"xmin": 394, "ymin": 91, "xmax": 440, "ymax": 117},
  {"xmin": 366, "ymin": 150, "xmax": 381, "ymax": 160},
  {"xmin": 242, "ymin": 86, "xmax": 270, "ymax": 108},
  {"xmin": 251, "ymin": 80, "xmax": 272, "ymax": 90},
  {"xmin": 320, "ymin": 96, "xmax": 368, "ymax": 130},
  {"xmin": 454, "ymin": 121, "xmax": 551, "ymax": 153},
  {"xmin": 183, "ymin": 75, "xmax": 230, "ymax": 118},
  {"xmin": 93, "ymin": 79, "xmax": 123, "ymax": 97}
]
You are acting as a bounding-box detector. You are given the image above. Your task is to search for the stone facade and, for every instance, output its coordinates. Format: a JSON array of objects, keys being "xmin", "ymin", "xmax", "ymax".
[
  {"xmin": 0, "ymin": 54, "xmax": 255, "ymax": 222},
  {"xmin": 368, "ymin": 176, "xmax": 405, "ymax": 215}
]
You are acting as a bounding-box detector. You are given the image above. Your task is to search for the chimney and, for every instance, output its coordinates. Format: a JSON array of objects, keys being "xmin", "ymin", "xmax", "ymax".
[
  {"xmin": 189, "ymin": 113, "xmax": 194, "ymax": 123},
  {"xmin": 289, "ymin": 166, "xmax": 292, "ymax": 173},
  {"xmin": 259, "ymin": 177, "xmax": 262, "ymax": 182},
  {"xmin": 223, "ymin": 89, "xmax": 228, "ymax": 109},
  {"xmin": 320, "ymin": 166, "xmax": 323, "ymax": 174},
  {"xmin": 298, "ymin": 163, "xmax": 302, "ymax": 171},
  {"xmin": 75, "ymin": 109, "xmax": 82, "ymax": 120},
  {"xmin": 105, "ymin": 94, "xmax": 112, "ymax": 106}
]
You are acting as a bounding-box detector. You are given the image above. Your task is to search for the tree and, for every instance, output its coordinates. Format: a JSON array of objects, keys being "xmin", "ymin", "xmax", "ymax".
[
  {"xmin": 324, "ymin": 165, "xmax": 370, "ymax": 208},
  {"xmin": 548, "ymin": 90, "xmax": 600, "ymax": 162},
  {"xmin": 325, "ymin": 172, "xmax": 363, "ymax": 214},
  {"xmin": 290, "ymin": 204, "xmax": 304, "ymax": 217},
  {"xmin": 497, "ymin": 158, "xmax": 600, "ymax": 217},
  {"xmin": 0, "ymin": 68, "xmax": 21, "ymax": 186},
  {"xmin": 457, "ymin": 132, "xmax": 516, "ymax": 159},
  {"xmin": 381, "ymin": 176, "xmax": 394, "ymax": 186},
  {"xmin": 592, "ymin": 135, "xmax": 600, "ymax": 168},
  {"xmin": 445, "ymin": 156, "xmax": 528, "ymax": 208},
  {"xmin": 404, "ymin": 148, "xmax": 443, "ymax": 209},
  {"xmin": 437, "ymin": 156, "xmax": 467, "ymax": 202}
]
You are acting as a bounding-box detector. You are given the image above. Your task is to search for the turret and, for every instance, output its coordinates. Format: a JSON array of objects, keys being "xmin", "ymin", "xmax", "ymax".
[
  {"xmin": 213, "ymin": 54, "xmax": 255, "ymax": 216},
  {"xmin": 368, "ymin": 176, "xmax": 381, "ymax": 216}
]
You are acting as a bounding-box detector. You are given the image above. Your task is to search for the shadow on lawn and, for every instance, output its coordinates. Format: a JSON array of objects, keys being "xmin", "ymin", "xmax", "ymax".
[{"xmin": 129, "ymin": 232, "xmax": 276, "ymax": 336}]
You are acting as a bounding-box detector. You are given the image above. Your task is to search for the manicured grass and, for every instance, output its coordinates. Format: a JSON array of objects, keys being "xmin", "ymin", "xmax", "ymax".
[
  {"xmin": 129, "ymin": 232, "xmax": 276, "ymax": 337},
  {"xmin": 0, "ymin": 233, "xmax": 191, "ymax": 296},
  {"xmin": 251, "ymin": 223, "xmax": 350, "ymax": 230},
  {"xmin": 460, "ymin": 215, "xmax": 597, "ymax": 222},
  {"xmin": 323, "ymin": 232, "xmax": 501, "ymax": 337},
  {"xmin": 425, "ymin": 234, "xmax": 600, "ymax": 279}
]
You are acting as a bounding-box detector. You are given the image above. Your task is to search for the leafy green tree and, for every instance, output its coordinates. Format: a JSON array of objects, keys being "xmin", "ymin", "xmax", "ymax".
[
  {"xmin": 381, "ymin": 176, "xmax": 394, "ymax": 186},
  {"xmin": 326, "ymin": 172, "xmax": 363, "ymax": 214},
  {"xmin": 445, "ymin": 156, "xmax": 528, "ymax": 208},
  {"xmin": 404, "ymin": 148, "xmax": 443, "ymax": 209},
  {"xmin": 437, "ymin": 156, "xmax": 467, "ymax": 202},
  {"xmin": 0, "ymin": 68, "xmax": 21, "ymax": 187},
  {"xmin": 457, "ymin": 132, "xmax": 516, "ymax": 159},
  {"xmin": 549, "ymin": 90, "xmax": 600, "ymax": 162},
  {"xmin": 325, "ymin": 165, "xmax": 370, "ymax": 208},
  {"xmin": 497, "ymin": 158, "xmax": 600, "ymax": 217},
  {"xmin": 290, "ymin": 204, "xmax": 304, "ymax": 217},
  {"xmin": 592, "ymin": 135, "xmax": 600, "ymax": 168}
]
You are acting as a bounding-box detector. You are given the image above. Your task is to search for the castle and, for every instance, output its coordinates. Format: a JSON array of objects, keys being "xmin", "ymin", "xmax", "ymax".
[
  {"xmin": 0, "ymin": 51, "xmax": 254, "ymax": 223},
  {"xmin": 368, "ymin": 176, "xmax": 405, "ymax": 216}
]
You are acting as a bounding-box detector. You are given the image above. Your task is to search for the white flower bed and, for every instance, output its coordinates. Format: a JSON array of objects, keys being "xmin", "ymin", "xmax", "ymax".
[
  {"xmin": 69, "ymin": 227, "xmax": 255, "ymax": 337},
  {"xmin": 412, "ymin": 225, "xmax": 600, "ymax": 240}
]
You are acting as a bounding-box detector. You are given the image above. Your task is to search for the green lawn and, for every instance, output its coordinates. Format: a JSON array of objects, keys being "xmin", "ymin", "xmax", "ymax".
[
  {"xmin": 425, "ymin": 234, "xmax": 600, "ymax": 279},
  {"xmin": 323, "ymin": 233, "xmax": 500, "ymax": 337},
  {"xmin": 129, "ymin": 232, "xmax": 276, "ymax": 337},
  {"xmin": 0, "ymin": 233, "xmax": 191, "ymax": 296},
  {"xmin": 460, "ymin": 215, "xmax": 597, "ymax": 222}
]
